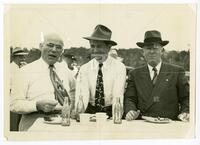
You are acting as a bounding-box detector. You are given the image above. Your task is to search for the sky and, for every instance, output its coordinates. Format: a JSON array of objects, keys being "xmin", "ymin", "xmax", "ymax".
[{"xmin": 4, "ymin": 4, "xmax": 196, "ymax": 51}]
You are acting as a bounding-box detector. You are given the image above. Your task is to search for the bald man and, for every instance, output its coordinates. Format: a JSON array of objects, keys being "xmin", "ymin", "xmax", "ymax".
[{"xmin": 10, "ymin": 33, "xmax": 76, "ymax": 131}]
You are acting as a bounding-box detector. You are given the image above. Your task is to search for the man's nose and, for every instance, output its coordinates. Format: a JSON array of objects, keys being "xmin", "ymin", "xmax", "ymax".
[
  {"xmin": 52, "ymin": 45, "xmax": 57, "ymax": 51},
  {"xmin": 149, "ymin": 48, "xmax": 155, "ymax": 53},
  {"xmin": 93, "ymin": 47, "xmax": 98, "ymax": 53}
]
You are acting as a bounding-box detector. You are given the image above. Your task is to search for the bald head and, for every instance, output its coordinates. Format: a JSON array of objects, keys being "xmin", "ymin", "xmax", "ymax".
[
  {"xmin": 40, "ymin": 33, "xmax": 64, "ymax": 65},
  {"xmin": 43, "ymin": 33, "xmax": 64, "ymax": 46}
]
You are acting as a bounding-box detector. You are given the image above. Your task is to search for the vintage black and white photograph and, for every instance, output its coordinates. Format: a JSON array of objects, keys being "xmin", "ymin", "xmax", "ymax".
[{"xmin": 3, "ymin": 3, "xmax": 196, "ymax": 141}]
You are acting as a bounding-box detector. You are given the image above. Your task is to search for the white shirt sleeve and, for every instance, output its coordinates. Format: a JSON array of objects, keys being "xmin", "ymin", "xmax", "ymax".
[{"xmin": 10, "ymin": 69, "xmax": 37, "ymax": 114}]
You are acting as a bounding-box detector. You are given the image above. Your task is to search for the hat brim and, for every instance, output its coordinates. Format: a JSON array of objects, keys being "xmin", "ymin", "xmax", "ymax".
[
  {"xmin": 83, "ymin": 36, "xmax": 117, "ymax": 46},
  {"xmin": 13, "ymin": 52, "xmax": 28, "ymax": 56},
  {"xmin": 136, "ymin": 40, "xmax": 169, "ymax": 48}
]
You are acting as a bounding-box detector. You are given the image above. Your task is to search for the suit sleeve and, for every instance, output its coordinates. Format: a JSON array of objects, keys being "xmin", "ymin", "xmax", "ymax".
[
  {"xmin": 177, "ymin": 67, "xmax": 189, "ymax": 113},
  {"xmin": 124, "ymin": 70, "xmax": 138, "ymax": 115}
]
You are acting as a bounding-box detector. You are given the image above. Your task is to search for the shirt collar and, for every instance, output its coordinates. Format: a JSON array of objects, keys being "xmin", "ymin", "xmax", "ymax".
[
  {"xmin": 39, "ymin": 57, "xmax": 59, "ymax": 70},
  {"xmin": 147, "ymin": 61, "xmax": 162, "ymax": 74},
  {"xmin": 91, "ymin": 56, "xmax": 113, "ymax": 70}
]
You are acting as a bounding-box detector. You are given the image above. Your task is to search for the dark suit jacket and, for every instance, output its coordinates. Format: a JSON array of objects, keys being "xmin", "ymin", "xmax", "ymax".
[{"xmin": 124, "ymin": 62, "xmax": 189, "ymax": 120}]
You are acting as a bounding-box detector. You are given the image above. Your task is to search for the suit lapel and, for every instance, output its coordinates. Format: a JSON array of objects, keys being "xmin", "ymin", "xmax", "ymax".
[
  {"xmin": 145, "ymin": 63, "xmax": 170, "ymax": 110},
  {"xmin": 138, "ymin": 66, "xmax": 153, "ymax": 100},
  {"xmin": 151, "ymin": 63, "xmax": 169, "ymax": 96}
]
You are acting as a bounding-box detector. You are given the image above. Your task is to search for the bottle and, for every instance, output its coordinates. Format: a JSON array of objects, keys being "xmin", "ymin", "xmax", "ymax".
[
  {"xmin": 61, "ymin": 97, "xmax": 70, "ymax": 126},
  {"xmin": 113, "ymin": 97, "xmax": 122, "ymax": 124},
  {"xmin": 76, "ymin": 95, "xmax": 85, "ymax": 122}
]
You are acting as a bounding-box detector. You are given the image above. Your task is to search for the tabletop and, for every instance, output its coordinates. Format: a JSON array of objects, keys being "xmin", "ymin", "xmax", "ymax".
[{"xmin": 27, "ymin": 117, "xmax": 193, "ymax": 140}]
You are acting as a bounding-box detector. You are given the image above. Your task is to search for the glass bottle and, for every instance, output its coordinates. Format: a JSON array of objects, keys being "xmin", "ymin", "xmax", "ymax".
[
  {"xmin": 113, "ymin": 97, "xmax": 122, "ymax": 124},
  {"xmin": 61, "ymin": 97, "xmax": 70, "ymax": 126},
  {"xmin": 76, "ymin": 95, "xmax": 85, "ymax": 122}
]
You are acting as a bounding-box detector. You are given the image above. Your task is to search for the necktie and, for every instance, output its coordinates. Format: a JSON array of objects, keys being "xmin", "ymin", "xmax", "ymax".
[
  {"xmin": 152, "ymin": 67, "xmax": 158, "ymax": 86},
  {"xmin": 95, "ymin": 63, "xmax": 105, "ymax": 112},
  {"xmin": 49, "ymin": 65, "xmax": 70, "ymax": 106}
]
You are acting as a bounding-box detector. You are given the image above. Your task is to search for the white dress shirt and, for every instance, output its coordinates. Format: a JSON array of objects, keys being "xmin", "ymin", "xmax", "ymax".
[
  {"xmin": 10, "ymin": 58, "xmax": 76, "ymax": 131},
  {"xmin": 147, "ymin": 61, "xmax": 162, "ymax": 80},
  {"xmin": 75, "ymin": 56, "xmax": 126, "ymax": 111}
]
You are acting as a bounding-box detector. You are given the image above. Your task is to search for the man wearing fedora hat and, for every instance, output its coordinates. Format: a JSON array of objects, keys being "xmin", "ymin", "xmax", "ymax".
[
  {"xmin": 124, "ymin": 30, "xmax": 189, "ymax": 121},
  {"xmin": 75, "ymin": 24, "xmax": 126, "ymax": 117}
]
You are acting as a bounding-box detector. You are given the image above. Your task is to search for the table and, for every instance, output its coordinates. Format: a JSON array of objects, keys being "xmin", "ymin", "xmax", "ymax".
[{"xmin": 26, "ymin": 118, "xmax": 193, "ymax": 140}]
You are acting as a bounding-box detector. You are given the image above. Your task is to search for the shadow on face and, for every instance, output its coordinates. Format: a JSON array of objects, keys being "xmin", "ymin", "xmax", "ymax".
[
  {"xmin": 89, "ymin": 40, "xmax": 111, "ymax": 63},
  {"xmin": 142, "ymin": 43, "xmax": 164, "ymax": 67},
  {"xmin": 13, "ymin": 55, "xmax": 26, "ymax": 67}
]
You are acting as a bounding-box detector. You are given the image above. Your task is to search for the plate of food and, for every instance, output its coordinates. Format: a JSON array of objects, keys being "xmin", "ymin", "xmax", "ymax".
[
  {"xmin": 142, "ymin": 116, "xmax": 172, "ymax": 124},
  {"xmin": 43, "ymin": 115, "xmax": 62, "ymax": 124}
]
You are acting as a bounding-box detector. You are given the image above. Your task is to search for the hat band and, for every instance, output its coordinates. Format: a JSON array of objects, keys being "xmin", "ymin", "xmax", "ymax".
[{"xmin": 144, "ymin": 37, "xmax": 162, "ymax": 43}]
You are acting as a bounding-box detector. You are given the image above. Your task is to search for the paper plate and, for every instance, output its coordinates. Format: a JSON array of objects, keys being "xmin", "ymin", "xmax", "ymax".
[{"xmin": 142, "ymin": 116, "xmax": 172, "ymax": 124}]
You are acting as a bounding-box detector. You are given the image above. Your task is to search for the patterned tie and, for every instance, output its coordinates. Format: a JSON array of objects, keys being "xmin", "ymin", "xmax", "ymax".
[
  {"xmin": 152, "ymin": 67, "xmax": 158, "ymax": 86},
  {"xmin": 49, "ymin": 65, "xmax": 70, "ymax": 106},
  {"xmin": 95, "ymin": 63, "xmax": 105, "ymax": 112}
]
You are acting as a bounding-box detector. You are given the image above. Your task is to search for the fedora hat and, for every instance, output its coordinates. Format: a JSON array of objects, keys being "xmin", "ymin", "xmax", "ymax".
[
  {"xmin": 136, "ymin": 30, "xmax": 169, "ymax": 48},
  {"xmin": 83, "ymin": 24, "xmax": 117, "ymax": 46},
  {"xmin": 12, "ymin": 47, "xmax": 28, "ymax": 56}
]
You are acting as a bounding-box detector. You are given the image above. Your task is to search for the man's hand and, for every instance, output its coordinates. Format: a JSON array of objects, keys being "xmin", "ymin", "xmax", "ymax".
[
  {"xmin": 178, "ymin": 112, "xmax": 189, "ymax": 122},
  {"xmin": 125, "ymin": 110, "xmax": 140, "ymax": 121},
  {"xmin": 36, "ymin": 99, "xmax": 58, "ymax": 112}
]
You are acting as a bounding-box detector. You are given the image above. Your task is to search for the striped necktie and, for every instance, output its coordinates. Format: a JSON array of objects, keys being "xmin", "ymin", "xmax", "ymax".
[
  {"xmin": 152, "ymin": 67, "xmax": 158, "ymax": 86},
  {"xmin": 95, "ymin": 63, "xmax": 105, "ymax": 112},
  {"xmin": 49, "ymin": 65, "xmax": 70, "ymax": 106}
]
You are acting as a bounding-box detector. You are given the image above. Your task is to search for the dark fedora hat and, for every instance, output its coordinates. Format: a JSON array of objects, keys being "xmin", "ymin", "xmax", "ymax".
[
  {"xmin": 83, "ymin": 24, "xmax": 117, "ymax": 46},
  {"xmin": 136, "ymin": 30, "xmax": 169, "ymax": 48}
]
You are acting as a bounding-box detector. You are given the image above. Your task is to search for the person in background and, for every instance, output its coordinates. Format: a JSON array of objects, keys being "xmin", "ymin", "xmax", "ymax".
[
  {"xmin": 61, "ymin": 50, "xmax": 79, "ymax": 78},
  {"xmin": 10, "ymin": 47, "xmax": 28, "ymax": 131},
  {"xmin": 108, "ymin": 48, "xmax": 118, "ymax": 59},
  {"xmin": 10, "ymin": 33, "xmax": 76, "ymax": 131},
  {"xmin": 11, "ymin": 47, "xmax": 28, "ymax": 69},
  {"xmin": 124, "ymin": 30, "xmax": 189, "ymax": 122},
  {"xmin": 75, "ymin": 24, "xmax": 126, "ymax": 117}
]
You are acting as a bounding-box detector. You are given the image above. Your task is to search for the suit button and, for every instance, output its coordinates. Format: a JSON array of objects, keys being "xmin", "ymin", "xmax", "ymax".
[{"xmin": 153, "ymin": 96, "xmax": 160, "ymax": 102}]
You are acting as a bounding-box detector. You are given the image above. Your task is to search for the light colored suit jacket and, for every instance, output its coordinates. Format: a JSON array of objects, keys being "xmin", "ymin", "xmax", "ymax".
[{"xmin": 75, "ymin": 57, "xmax": 126, "ymax": 112}]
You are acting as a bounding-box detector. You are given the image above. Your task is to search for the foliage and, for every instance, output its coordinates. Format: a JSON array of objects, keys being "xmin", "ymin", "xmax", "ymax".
[{"xmin": 10, "ymin": 46, "xmax": 190, "ymax": 71}]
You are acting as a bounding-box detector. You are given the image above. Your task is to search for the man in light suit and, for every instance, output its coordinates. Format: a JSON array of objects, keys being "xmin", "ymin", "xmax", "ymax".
[
  {"xmin": 124, "ymin": 30, "xmax": 189, "ymax": 121},
  {"xmin": 75, "ymin": 24, "xmax": 126, "ymax": 117}
]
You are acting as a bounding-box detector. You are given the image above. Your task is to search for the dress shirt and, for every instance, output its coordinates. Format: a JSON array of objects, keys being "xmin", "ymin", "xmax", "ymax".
[
  {"xmin": 10, "ymin": 58, "xmax": 76, "ymax": 131},
  {"xmin": 75, "ymin": 56, "xmax": 126, "ymax": 110},
  {"xmin": 147, "ymin": 61, "xmax": 162, "ymax": 80}
]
